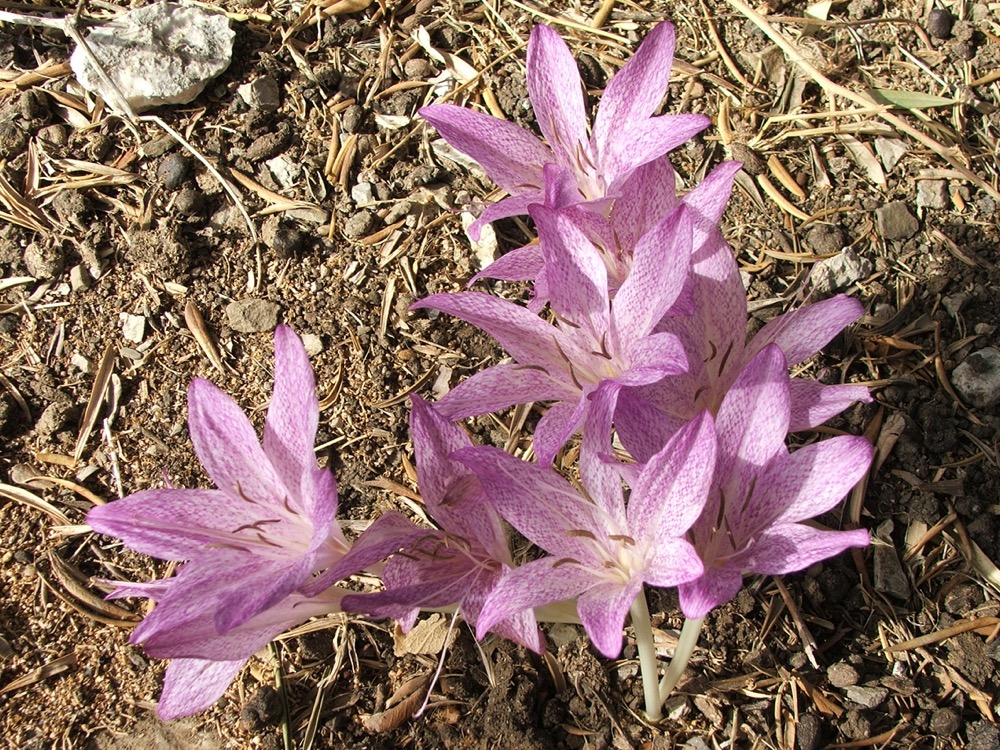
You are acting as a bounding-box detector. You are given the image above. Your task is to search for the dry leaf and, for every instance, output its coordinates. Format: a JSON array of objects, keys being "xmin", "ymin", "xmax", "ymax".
[{"xmin": 393, "ymin": 613, "xmax": 455, "ymax": 656}]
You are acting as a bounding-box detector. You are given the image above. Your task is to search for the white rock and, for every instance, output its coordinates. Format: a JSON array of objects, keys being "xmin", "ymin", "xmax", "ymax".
[
  {"xmin": 300, "ymin": 333, "xmax": 324, "ymax": 357},
  {"xmin": 952, "ymin": 347, "xmax": 1000, "ymax": 409},
  {"xmin": 809, "ymin": 249, "xmax": 873, "ymax": 295},
  {"xmin": 266, "ymin": 155, "xmax": 300, "ymax": 190},
  {"xmin": 351, "ymin": 182, "xmax": 375, "ymax": 206},
  {"xmin": 70, "ymin": 3, "xmax": 235, "ymax": 113},
  {"xmin": 120, "ymin": 313, "xmax": 146, "ymax": 343},
  {"xmin": 237, "ymin": 76, "xmax": 280, "ymax": 110}
]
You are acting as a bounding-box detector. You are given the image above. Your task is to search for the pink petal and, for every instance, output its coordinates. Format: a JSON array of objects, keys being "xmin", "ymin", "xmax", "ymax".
[
  {"xmin": 618, "ymin": 332, "xmax": 688, "ymax": 387},
  {"xmin": 766, "ymin": 436, "xmax": 872, "ymax": 526},
  {"xmin": 262, "ymin": 325, "xmax": 319, "ymax": 515},
  {"xmin": 87, "ymin": 488, "xmax": 258, "ymax": 561},
  {"xmin": 435, "ymin": 363, "xmax": 573, "ymax": 421},
  {"xmin": 158, "ymin": 658, "xmax": 246, "ymax": 720},
  {"xmin": 600, "ymin": 115, "xmax": 711, "ymax": 190},
  {"xmin": 610, "ymin": 155, "xmax": 678, "ymax": 247},
  {"xmin": 187, "ymin": 378, "xmax": 284, "ymax": 506},
  {"xmin": 533, "ymin": 396, "xmax": 588, "ymax": 466},
  {"xmin": 614, "ymin": 389, "xmax": 686, "ymax": 463},
  {"xmin": 526, "ymin": 25, "xmax": 589, "ymax": 169},
  {"xmin": 741, "ymin": 524, "xmax": 870, "ymax": 575},
  {"xmin": 644, "ymin": 538, "xmax": 704, "ymax": 588},
  {"xmin": 681, "ymin": 161, "xmax": 742, "ymax": 226},
  {"xmin": 419, "ymin": 104, "xmax": 549, "ymax": 193},
  {"xmin": 678, "ymin": 566, "xmax": 743, "ymax": 619},
  {"xmin": 750, "ymin": 294, "xmax": 864, "ymax": 366},
  {"xmin": 630, "ymin": 411, "xmax": 716, "ymax": 540},
  {"xmin": 579, "ymin": 382, "xmax": 627, "ymax": 526},
  {"xmin": 577, "ymin": 578, "xmax": 642, "ymax": 658},
  {"xmin": 470, "ymin": 244, "xmax": 544, "ymax": 284},
  {"xmin": 789, "ymin": 379, "xmax": 872, "ymax": 431},
  {"xmin": 412, "ymin": 292, "xmax": 567, "ymax": 371},
  {"xmin": 593, "ymin": 22, "xmax": 676, "ymax": 152},
  {"xmin": 614, "ymin": 207, "xmax": 692, "ymax": 344},
  {"xmin": 715, "ymin": 345, "xmax": 790, "ymax": 485},
  {"xmin": 476, "ymin": 558, "xmax": 593, "ymax": 641},
  {"xmin": 532, "ymin": 203, "xmax": 610, "ymax": 330},
  {"xmin": 468, "ymin": 191, "xmax": 545, "ymax": 240}
]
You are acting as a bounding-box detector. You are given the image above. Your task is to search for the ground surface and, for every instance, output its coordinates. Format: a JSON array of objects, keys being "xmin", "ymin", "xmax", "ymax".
[{"xmin": 1, "ymin": 0, "xmax": 1000, "ymax": 748}]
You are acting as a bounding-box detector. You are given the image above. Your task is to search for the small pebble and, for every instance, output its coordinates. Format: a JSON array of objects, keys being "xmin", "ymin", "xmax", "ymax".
[
  {"xmin": 927, "ymin": 8, "xmax": 954, "ymax": 39},
  {"xmin": 952, "ymin": 348, "xmax": 1000, "ymax": 409},
  {"xmin": 157, "ymin": 153, "xmax": 190, "ymax": 191},
  {"xmin": 844, "ymin": 685, "xmax": 888, "ymax": 709},
  {"xmin": 917, "ymin": 179, "xmax": 949, "ymax": 209},
  {"xmin": 226, "ymin": 298, "xmax": 280, "ymax": 333},
  {"xmin": 827, "ymin": 662, "xmax": 860, "ymax": 688},
  {"xmin": 875, "ymin": 201, "xmax": 920, "ymax": 240},
  {"xmin": 930, "ymin": 707, "xmax": 961, "ymax": 736},
  {"xmin": 343, "ymin": 209, "xmax": 375, "ymax": 239}
]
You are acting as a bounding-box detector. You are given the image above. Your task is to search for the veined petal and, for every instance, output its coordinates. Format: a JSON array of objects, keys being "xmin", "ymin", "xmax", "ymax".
[
  {"xmin": 741, "ymin": 524, "xmax": 870, "ymax": 575},
  {"xmin": 600, "ymin": 114, "xmax": 711, "ymax": 191},
  {"xmin": 487, "ymin": 607, "xmax": 545, "ymax": 653},
  {"xmin": 468, "ymin": 191, "xmax": 545, "ymax": 240},
  {"xmin": 716, "ymin": 346, "xmax": 790, "ymax": 485},
  {"xmin": 532, "ymin": 203, "xmax": 610, "ymax": 330},
  {"xmin": 187, "ymin": 378, "xmax": 284, "ymax": 506},
  {"xmin": 630, "ymin": 410, "xmax": 716, "ymax": 540},
  {"xmin": 87, "ymin": 488, "xmax": 259, "ymax": 561},
  {"xmin": 593, "ymin": 22, "xmax": 676, "ymax": 153},
  {"xmin": 619, "ymin": 333, "xmax": 687, "ymax": 387},
  {"xmin": 158, "ymin": 658, "xmax": 246, "ymax": 720},
  {"xmin": 763, "ymin": 436, "xmax": 872, "ymax": 526},
  {"xmin": 435, "ymin": 364, "xmax": 573, "ymax": 421},
  {"xmin": 408, "ymin": 395, "xmax": 474, "ymax": 503},
  {"xmin": 580, "ymin": 382, "xmax": 626, "ymax": 526},
  {"xmin": 533, "ymin": 396, "xmax": 588, "ymax": 467},
  {"xmin": 476, "ymin": 558, "xmax": 593, "ymax": 641},
  {"xmin": 610, "ymin": 155, "xmax": 678, "ymax": 249},
  {"xmin": 412, "ymin": 292, "xmax": 567, "ymax": 371},
  {"xmin": 750, "ymin": 294, "xmax": 864, "ymax": 366},
  {"xmin": 456, "ymin": 446, "xmax": 608, "ymax": 561},
  {"xmin": 614, "ymin": 388, "xmax": 686, "ymax": 463},
  {"xmin": 526, "ymin": 25, "xmax": 589, "ymax": 169},
  {"xmin": 788, "ymin": 379, "xmax": 872, "ymax": 432},
  {"xmin": 643, "ymin": 538, "xmax": 704, "ymax": 588},
  {"xmin": 577, "ymin": 578, "xmax": 642, "ymax": 658},
  {"xmin": 613, "ymin": 206, "xmax": 692, "ymax": 343},
  {"xmin": 471, "ymin": 244, "xmax": 544, "ymax": 284},
  {"xmin": 680, "ymin": 161, "xmax": 742, "ymax": 226},
  {"xmin": 262, "ymin": 325, "xmax": 319, "ymax": 515},
  {"xmin": 678, "ymin": 566, "xmax": 743, "ymax": 619},
  {"xmin": 419, "ymin": 104, "xmax": 548, "ymax": 193}
]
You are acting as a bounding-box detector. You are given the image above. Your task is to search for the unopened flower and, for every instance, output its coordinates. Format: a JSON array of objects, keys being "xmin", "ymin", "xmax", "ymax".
[{"xmin": 421, "ymin": 23, "xmax": 709, "ymax": 238}]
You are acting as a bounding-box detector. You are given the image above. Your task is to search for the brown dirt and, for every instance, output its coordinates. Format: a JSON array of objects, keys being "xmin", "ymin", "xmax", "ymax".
[{"xmin": 2, "ymin": 0, "xmax": 1000, "ymax": 748}]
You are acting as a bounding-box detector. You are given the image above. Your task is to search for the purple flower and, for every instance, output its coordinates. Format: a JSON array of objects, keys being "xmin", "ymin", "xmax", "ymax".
[
  {"xmin": 413, "ymin": 204, "xmax": 691, "ymax": 465},
  {"xmin": 459, "ymin": 408, "xmax": 715, "ymax": 658},
  {"xmin": 87, "ymin": 325, "xmax": 355, "ymax": 718},
  {"xmin": 421, "ymin": 23, "xmax": 709, "ymax": 238},
  {"xmin": 615, "ymin": 230, "xmax": 872, "ymax": 462},
  {"xmin": 677, "ymin": 344, "xmax": 872, "ymax": 619},
  {"xmin": 340, "ymin": 396, "xmax": 542, "ymax": 651}
]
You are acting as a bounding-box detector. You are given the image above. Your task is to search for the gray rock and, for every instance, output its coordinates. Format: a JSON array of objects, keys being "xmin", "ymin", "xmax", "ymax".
[
  {"xmin": 343, "ymin": 210, "xmax": 375, "ymax": 239},
  {"xmin": 874, "ymin": 137, "xmax": 909, "ymax": 172},
  {"xmin": 917, "ymin": 180, "xmax": 949, "ymax": 209},
  {"xmin": 805, "ymin": 224, "xmax": 845, "ymax": 255},
  {"xmin": 875, "ymin": 201, "xmax": 920, "ymax": 240},
  {"xmin": 873, "ymin": 520, "xmax": 910, "ymax": 600},
  {"xmin": 237, "ymin": 76, "xmax": 280, "ymax": 111},
  {"xmin": 157, "ymin": 153, "xmax": 190, "ymax": 190},
  {"xmin": 120, "ymin": 313, "xmax": 146, "ymax": 343},
  {"xmin": 968, "ymin": 721, "xmax": 1000, "ymax": 750},
  {"xmin": 810, "ymin": 249, "xmax": 873, "ymax": 294},
  {"xmin": 844, "ymin": 685, "xmax": 888, "ymax": 709},
  {"xmin": 226, "ymin": 299, "xmax": 280, "ymax": 333},
  {"xmin": 827, "ymin": 662, "xmax": 860, "ymax": 688},
  {"xmin": 942, "ymin": 292, "xmax": 970, "ymax": 319},
  {"xmin": 796, "ymin": 714, "xmax": 823, "ymax": 750},
  {"xmin": 930, "ymin": 707, "xmax": 960, "ymax": 736},
  {"xmin": 952, "ymin": 347, "xmax": 1000, "ymax": 409},
  {"xmin": 70, "ymin": 3, "xmax": 235, "ymax": 113},
  {"xmin": 24, "ymin": 242, "xmax": 62, "ymax": 279},
  {"xmin": 69, "ymin": 264, "xmax": 92, "ymax": 291},
  {"xmin": 927, "ymin": 8, "xmax": 954, "ymax": 39}
]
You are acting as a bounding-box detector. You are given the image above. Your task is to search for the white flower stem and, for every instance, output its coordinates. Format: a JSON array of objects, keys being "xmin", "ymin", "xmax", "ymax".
[
  {"xmin": 629, "ymin": 590, "xmax": 663, "ymax": 723},
  {"xmin": 658, "ymin": 616, "xmax": 704, "ymax": 703}
]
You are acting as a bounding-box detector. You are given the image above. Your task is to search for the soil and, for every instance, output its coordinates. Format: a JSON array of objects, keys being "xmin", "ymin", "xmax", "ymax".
[{"xmin": 1, "ymin": 0, "xmax": 1000, "ymax": 748}]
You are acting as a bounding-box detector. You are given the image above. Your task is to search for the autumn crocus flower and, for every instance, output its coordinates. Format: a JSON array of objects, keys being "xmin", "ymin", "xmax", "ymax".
[
  {"xmin": 677, "ymin": 344, "xmax": 872, "ymax": 619},
  {"xmin": 341, "ymin": 396, "xmax": 542, "ymax": 652},
  {"xmin": 413, "ymin": 204, "xmax": 692, "ymax": 465},
  {"xmin": 459, "ymin": 409, "xmax": 715, "ymax": 659},
  {"xmin": 421, "ymin": 22, "xmax": 710, "ymax": 238},
  {"xmin": 87, "ymin": 325, "xmax": 356, "ymax": 718}
]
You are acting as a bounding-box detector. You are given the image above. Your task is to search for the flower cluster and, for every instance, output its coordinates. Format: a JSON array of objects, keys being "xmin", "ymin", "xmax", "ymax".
[{"xmin": 87, "ymin": 21, "xmax": 872, "ymax": 723}]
